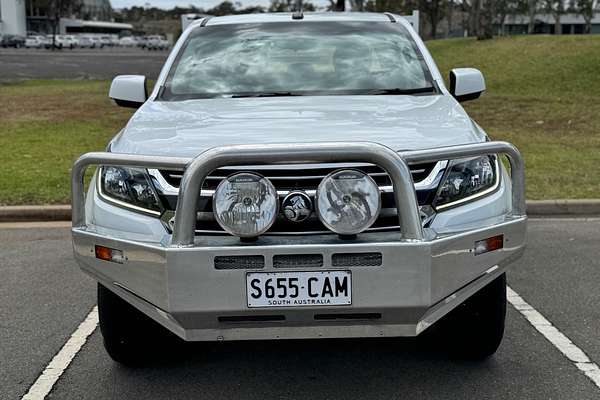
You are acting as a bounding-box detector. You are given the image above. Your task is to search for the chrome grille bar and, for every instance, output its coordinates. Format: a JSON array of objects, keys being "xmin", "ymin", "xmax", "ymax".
[{"xmin": 147, "ymin": 160, "xmax": 446, "ymax": 196}]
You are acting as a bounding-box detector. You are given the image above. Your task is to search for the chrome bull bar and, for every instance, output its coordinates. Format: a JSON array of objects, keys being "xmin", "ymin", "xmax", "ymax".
[{"xmin": 72, "ymin": 141, "xmax": 525, "ymax": 247}]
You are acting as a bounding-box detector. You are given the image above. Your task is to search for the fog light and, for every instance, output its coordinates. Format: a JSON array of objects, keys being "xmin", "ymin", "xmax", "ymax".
[
  {"xmin": 95, "ymin": 245, "xmax": 125, "ymax": 263},
  {"xmin": 213, "ymin": 172, "xmax": 278, "ymax": 237},
  {"xmin": 474, "ymin": 235, "xmax": 504, "ymax": 255},
  {"xmin": 316, "ymin": 169, "xmax": 381, "ymax": 235}
]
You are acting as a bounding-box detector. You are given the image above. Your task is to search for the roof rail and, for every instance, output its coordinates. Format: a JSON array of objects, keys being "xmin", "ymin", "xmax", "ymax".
[
  {"xmin": 383, "ymin": 12, "xmax": 396, "ymax": 22},
  {"xmin": 200, "ymin": 16, "xmax": 212, "ymax": 27}
]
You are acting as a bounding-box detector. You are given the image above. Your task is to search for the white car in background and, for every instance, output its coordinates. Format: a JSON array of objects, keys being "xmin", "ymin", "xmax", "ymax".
[
  {"xmin": 145, "ymin": 35, "xmax": 169, "ymax": 50},
  {"xmin": 99, "ymin": 36, "xmax": 112, "ymax": 47},
  {"xmin": 77, "ymin": 36, "xmax": 94, "ymax": 48},
  {"xmin": 25, "ymin": 36, "xmax": 45, "ymax": 48},
  {"xmin": 87, "ymin": 36, "xmax": 104, "ymax": 48},
  {"xmin": 44, "ymin": 34, "xmax": 69, "ymax": 49},
  {"xmin": 63, "ymin": 35, "xmax": 79, "ymax": 48},
  {"xmin": 119, "ymin": 36, "xmax": 137, "ymax": 47}
]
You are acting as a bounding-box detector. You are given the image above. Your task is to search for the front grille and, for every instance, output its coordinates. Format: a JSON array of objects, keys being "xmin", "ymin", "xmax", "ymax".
[
  {"xmin": 332, "ymin": 252, "xmax": 383, "ymax": 267},
  {"xmin": 158, "ymin": 162, "xmax": 437, "ymax": 192},
  {"xmin": 214, "ymin": 255, "xmax": 265, "ymax": 269},
  {"xmin": 154, "ymin": 162, "xmax": 442, "ymax": 235},
  {"xmin": 273, "ymin": 254, "xmax": 324, "ymax": 268}
]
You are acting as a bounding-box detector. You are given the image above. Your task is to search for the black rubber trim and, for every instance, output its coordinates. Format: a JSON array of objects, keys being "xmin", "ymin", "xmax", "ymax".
[
  {"xmin": 113, "ymin": 99, "xmax": 143, "ymax": 109},
  {"xmin": 218, "ymin": 315, "xmax": 285, "ymax": 323},
  {"xmin": 314, "ymin": 313, "xmax": 382, "ymax": 320}
]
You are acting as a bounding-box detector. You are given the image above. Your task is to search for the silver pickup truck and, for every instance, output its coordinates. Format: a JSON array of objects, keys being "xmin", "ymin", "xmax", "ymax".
[{"xmin": 71, "ymin": 12, "xmax": 527, "ymax": 366}]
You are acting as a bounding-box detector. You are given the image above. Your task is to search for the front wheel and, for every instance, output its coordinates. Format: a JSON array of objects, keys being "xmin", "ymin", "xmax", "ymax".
[
  {"xmin": 97, "ymin": 283, "xmax": 178, "ymax": 366},
  {"xmin": 436, "ymin": 273, "xmax": 507, "ymax": 360}
]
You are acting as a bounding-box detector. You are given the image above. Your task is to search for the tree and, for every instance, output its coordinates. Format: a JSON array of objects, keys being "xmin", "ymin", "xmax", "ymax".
[
  {"xmin": 364, "ymin": 0, "xmax": 416, "ymax": 14},
  {"xmin": 478, "ymin": 0, "xmax": 497, "ymax": 39},
  {"xmin": 527, "ymin": 0, "xmax": 538, "ymax": 33},
  {"xmin": 350, "ymin": 0, "xmax": 365, "ymax": 10},
  {"xmin": 44, "ymin": 0, "xmax": 83, "ymax": 49},
  {"xmin": 576, "ymin": 0, "xmax": 598, "ymax": 33},
  {"xmin": 329, "ymin": 0, "xmax": 346, "ymax": 10},
  {"xmin": 459, "ymin": 0, "xmax": 478, "ymax": 37},
  {"xmin": 544, "ymin": 0, "xmax": 564, "ymax": 34},
  {"xmin": 420, "ymin": 0, "xmax": 445, "ymax": 38},
  {"xmin": 206, "ymin": 1, "xmax": 238, "ymax": 15},
  {"xmin": 495, "ymin": 0, "xmax": 522, "ymax": 35},
  {"xmin": 447, "ymin": 0, "xmax": 454, "ymax": 36},
  {"xmin": 269, "ymin": 0, "xmax": 316, "ymax": 11}
]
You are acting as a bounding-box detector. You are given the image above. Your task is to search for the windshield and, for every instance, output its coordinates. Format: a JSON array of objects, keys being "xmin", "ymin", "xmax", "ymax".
[{"xmin": 161, "ymin": 21, "xmax": 436, "ymax": 100}]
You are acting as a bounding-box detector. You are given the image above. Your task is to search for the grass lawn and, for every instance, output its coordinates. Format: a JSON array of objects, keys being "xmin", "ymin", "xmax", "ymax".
[
  {"xmin": 1, "ymin": 80, "xmax": 135, "ymax": 205},
  {"xmin": 1, "ymin": 35, "xmax": 599, "ymax": 205}
]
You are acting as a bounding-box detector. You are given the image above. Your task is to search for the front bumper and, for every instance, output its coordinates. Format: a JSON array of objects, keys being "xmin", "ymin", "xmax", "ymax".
[{"xmin": 71, "ymin": 141, "xmax": 527, "ymax": 341}]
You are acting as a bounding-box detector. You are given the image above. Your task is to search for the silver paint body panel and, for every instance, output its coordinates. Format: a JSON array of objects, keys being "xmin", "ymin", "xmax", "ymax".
[{"xmin": 111, "ymin": 95, "xmax": 482, "ymax": 157}]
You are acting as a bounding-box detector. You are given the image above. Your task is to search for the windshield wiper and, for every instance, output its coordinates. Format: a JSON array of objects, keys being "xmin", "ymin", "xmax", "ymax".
[
  {"xmin": 367, "ymin": 87, "xmax": 436, "ymax": 95},
  {"xmin": 230, "ymin": 91, "xmax": 303, "ymax": 98}
]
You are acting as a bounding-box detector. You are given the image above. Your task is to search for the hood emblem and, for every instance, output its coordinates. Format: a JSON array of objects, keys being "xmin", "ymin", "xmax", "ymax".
[{"xmin": 282, "ymin": 192, "xmax": 312, "ymax": 222}]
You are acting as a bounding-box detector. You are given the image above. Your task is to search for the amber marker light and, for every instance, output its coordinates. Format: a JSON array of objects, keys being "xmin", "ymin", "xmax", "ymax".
[
  {"xmin": 474, "ymin": 235, "xmax": 504, "ymax": 256},
  {"xmin": 95, "ymin": 245, "xmax": 125, "ymax": 263}
]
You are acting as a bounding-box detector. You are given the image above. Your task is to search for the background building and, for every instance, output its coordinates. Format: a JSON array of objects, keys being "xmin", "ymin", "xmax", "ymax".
[
  {"xmin": 0, "ymin": 0, "xmax": 27, "ymax": 35},
  {"xmin": 59, "ymin": 17, "xmax": 132, "ymax": 34},
  {"xmin": 2, "ymin": 0, "xmax": 125, "ymax": 35},
  {"xmin": 501, "ymin": 14, "xmax": 600, "ymax": 35}
]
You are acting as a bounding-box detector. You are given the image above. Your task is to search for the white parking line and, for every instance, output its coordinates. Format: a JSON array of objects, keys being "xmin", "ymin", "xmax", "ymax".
[
  {"xmin": 21, "ymin": 307, "xmax": 98, "ymax": 400},
  {"xmin": 528, "ymin": 217, "xmax": 600, "ymax": 222},
  {"xmin": 507, "ymin": 286, "xmax": 600, "ymax": 389}
]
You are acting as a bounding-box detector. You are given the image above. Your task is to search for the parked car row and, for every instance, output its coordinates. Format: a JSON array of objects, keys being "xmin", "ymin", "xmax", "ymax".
[
  {"xmin": 2, "ymin": 33, "xmax": 171, "ymax": 50},
  {"xmin": 113, "ymin": 34, "xmax": 170, "ymax": 50}
]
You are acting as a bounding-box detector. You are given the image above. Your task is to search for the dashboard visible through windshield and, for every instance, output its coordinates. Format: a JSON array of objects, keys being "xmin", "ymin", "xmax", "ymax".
[{"xmin": 161, "ymin": 21, "xmax": 436, "ymax": 100}]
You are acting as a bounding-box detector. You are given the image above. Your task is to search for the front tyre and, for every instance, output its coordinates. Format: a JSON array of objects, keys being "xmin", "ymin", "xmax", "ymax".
[
  {"xmin": 97, "ymin": 283, "xmax": 177, "ymax": 366},
  {"xmin": 438, "ymin": 273, "xmax": 507, "ymax": 360}
]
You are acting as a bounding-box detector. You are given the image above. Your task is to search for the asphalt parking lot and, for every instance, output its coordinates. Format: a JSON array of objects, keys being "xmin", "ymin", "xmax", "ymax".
[
  {"xmin": 0, "ymin": 48, "xmax": 168, "ymax": 81},
  {"xmin": 1, "ymin": 218, "xmax": 599, "ymax": 399}
]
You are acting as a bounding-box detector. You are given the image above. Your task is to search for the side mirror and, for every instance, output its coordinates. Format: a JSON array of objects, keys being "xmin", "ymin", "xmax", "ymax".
[
  {"xmin": 109, "ymin": 75, "xmax": 147, "ymax": 108},
  {"xmin": 449, "ymin": 68, "xmax": 485, "ymax": 102}
]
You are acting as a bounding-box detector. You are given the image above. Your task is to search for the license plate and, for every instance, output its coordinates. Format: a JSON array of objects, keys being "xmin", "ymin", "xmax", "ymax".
[{"xmin": 246, "ymin": 271, "xmax": 352, "ymax": 308}]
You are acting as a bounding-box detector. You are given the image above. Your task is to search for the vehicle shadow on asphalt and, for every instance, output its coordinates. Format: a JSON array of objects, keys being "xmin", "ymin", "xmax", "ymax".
[{"xmin": 108, "ymin": 334, "xmax": 498, "ymax": 399}]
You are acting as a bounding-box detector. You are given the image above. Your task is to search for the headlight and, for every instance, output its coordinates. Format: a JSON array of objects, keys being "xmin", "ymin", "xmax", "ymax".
[
  {"xmin": 213, "ymin": 172, "xmax": 278, "ymax": 237},
  {"xmin": 316, "ymin": 169, "xmax": 381, "ymax": 235},
  {"xmin": 434, "ymin": 156, "xmax": 499, "ymax": 210},
  {"xmin": 99, "ymin": 167, "xmax": 162, "ymax": 214}
]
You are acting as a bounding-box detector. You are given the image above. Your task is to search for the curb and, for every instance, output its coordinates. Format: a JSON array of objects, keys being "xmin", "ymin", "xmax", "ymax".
[
  {"xmin": 0, "ymin": 205, "xmax": 72, "ymax": 223},
  {"xmin": 1, "ymin": 200, "xmax": 600, "ymax": 223},
  {"xmin": 526, "ymin": 200, "xmax": 600, "ymax": 216}
]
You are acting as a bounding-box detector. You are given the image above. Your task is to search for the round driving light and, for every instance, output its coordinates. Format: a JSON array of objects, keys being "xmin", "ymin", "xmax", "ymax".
[
  {"xmin": 316, "ymin": 169, "xmax": 381, "ymax": 235},
  {"xmin": 213, "ymin": 172, "xmax": 278, "ymax": 237}
]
